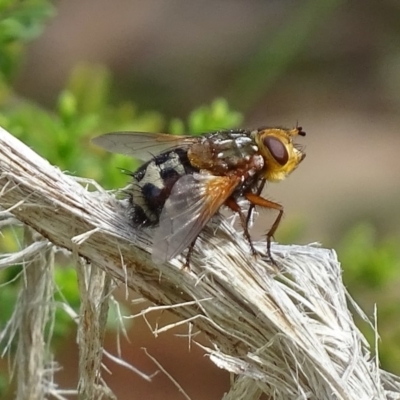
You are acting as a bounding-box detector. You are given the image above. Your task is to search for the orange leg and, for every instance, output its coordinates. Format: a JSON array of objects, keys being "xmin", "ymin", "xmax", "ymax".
[
  {"xmin": 225, "ymin": 197, "xmax": 257, "ymax": 255},
  {"xmin": 244, "ymin": 192, "xmax": 283, "ymax": 265}
]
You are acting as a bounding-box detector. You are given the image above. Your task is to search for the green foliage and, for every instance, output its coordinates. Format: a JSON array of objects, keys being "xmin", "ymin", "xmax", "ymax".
[
  {"xmin": 0, "ymin": 373, "xmax": 7, "ymax": 398},
  {"xmin": 169, "ymin": 98, "xmax": 243, "ymax": 135},
  {"xmin": 338, "ymin": 222, "xmax": 400, "ymax": 373},
  {"xmin": 0, "ymin": 265, "xmax": 22, "ymax": 326},
  {"xmin": 0, "ymin": 0, "xmax": 55, "ymax": 81},
  {"xmin": 1, "ymin": 63, "xmax": 165, "ymax": 188},
  {"xmin": 339, "ymin": 223, "xmax": 400, "ymax": 289},
  {"xmin": 52, "ymin": 268, "xmax": 81, "ymax": 339},
  {"xmin": 0, "ymin": 227, "xmax": 24, "ymax": 330}
]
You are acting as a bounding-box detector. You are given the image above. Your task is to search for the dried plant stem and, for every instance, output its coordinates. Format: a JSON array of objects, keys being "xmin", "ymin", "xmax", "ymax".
[
  {"xmin": 76, "ymin": 260, "xmax": 115, "ymax": 400},
  {"xmin": 1, "ymin": 126, "xmax": 400, "ymax": 400},
  {"xmin": 16, "ymin": 227, "xmax": 55, "ymax": 400}
]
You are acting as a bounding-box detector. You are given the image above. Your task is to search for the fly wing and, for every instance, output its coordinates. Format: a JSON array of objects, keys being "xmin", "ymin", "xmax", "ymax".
[
  {"xmin": 92, "ymin": 132, "xmax": 197, "ymax": 161},
  {"xmin": 152, "ymin": 172, "xmax": 241, "ymax": 263}
]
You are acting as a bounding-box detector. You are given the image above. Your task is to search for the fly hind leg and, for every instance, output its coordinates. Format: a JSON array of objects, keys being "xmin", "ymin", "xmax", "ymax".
[{"xmin": 183, "ymin": 237, "xmax": 198, "ymax": 270}]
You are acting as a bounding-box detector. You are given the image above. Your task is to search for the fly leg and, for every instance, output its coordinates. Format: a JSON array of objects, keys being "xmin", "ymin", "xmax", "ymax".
[
  {"xmin": 183, "ymin": 237, "xmax": 198, "ymax": 270},
  {"xmin": 244, "ymin": 193, "xmax": 283, "ymax": 266},
  {"xmin": 245, "ymin": 178, "xmax": 266, "ymax": 229},
  {"xmin": 225, "ymin": 197, "xmax": 257, "ymax": 256}
]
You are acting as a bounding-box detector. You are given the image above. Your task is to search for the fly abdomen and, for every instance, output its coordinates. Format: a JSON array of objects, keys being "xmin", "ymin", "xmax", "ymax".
[{"xmin": 127, "ymin": 148, "xmax": 197, "ymax": 227}]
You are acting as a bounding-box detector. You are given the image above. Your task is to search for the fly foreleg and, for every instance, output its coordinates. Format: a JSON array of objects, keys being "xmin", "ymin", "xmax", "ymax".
[
  {"xmin": 244, "ymin": 193, "xmax": 283, "ymax": 266},
  {"xmin": 225, "ymin": 197, "xmax": 257, "ymax": 256}
]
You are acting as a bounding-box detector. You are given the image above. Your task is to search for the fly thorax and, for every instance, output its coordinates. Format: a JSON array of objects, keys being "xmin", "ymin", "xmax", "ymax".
[{"xmin": 189, "ymin": 131, "xmax": 260, "ymax": 174}]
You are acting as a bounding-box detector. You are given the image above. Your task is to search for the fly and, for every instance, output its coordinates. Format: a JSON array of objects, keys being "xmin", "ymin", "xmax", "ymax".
[{"xmin": 92, "ymin": 127, "xmax": 306, "ymax": 267}]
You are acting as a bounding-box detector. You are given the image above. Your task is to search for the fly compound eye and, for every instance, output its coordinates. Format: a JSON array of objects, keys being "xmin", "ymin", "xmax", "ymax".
[{"xmin": 263, "ymin": 136, "xmax": 288, "ymax": 165}]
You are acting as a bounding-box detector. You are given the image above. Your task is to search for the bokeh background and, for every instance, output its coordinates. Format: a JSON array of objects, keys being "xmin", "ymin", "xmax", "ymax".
[{"xmin": 1, "ymin": 1, "xmax": 400, "ymax": 399}]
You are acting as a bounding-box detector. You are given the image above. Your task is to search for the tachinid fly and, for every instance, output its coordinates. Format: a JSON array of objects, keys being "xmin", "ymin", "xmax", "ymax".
[{"xmin": 92, "ymin": 127, "xmax": 306, "ymax": 266}]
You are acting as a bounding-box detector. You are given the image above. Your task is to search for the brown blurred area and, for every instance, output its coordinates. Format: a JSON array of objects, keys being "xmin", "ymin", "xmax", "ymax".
[{"xmin": 12, "ymin": 0, "xmax": 400, "ymax": 398}]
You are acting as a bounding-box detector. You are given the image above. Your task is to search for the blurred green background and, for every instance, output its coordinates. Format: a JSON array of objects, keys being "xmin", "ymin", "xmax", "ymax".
[{"xmin": 1, "ymin": 0, "xmax": 400, "ymax": 398}]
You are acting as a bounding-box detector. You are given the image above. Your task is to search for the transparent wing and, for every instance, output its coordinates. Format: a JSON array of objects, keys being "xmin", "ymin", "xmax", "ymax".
[
  {"xmin": 152, "ymin": 172, "xmax": 241, "ymax": 263},
  {"xmin": 92, "ymin": 132, "xmax": 197, "ymax": 161}
]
